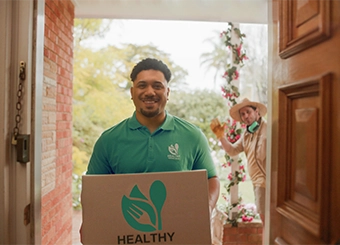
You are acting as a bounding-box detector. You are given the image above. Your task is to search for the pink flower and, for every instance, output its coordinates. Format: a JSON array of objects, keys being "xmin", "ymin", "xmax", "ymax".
[
  {"xmin": 242, "ymin": 215, "xmax": 253, "ymax": 222},
  {"xmin": 236, "ymin": 44, "xmax": 242, "ymax": 56},
  {"xmin": 228, "ymin": 173, "xmax": 233, "ymax": 180},
  {"xmin": 239, "ymin": 165, "xmax": 244, "ymax": 170},
  {"xmin": 234, "ymin": 70, "xmax": 239, "ymax": 80},
  {"xmin": 242, "ymin": 215, "xmax": 251, "ymax": 222}
]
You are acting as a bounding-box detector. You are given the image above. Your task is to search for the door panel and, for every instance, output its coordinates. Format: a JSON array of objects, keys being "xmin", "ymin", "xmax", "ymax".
[
  {"xmin": 277, "ymin": 75, "xmax": 331, "ymax": 241},
  {"xmin": 279, "ymin": 0, "xmax": 331, "ymax": 58},
  {"xmin": 269, "ymin": 0, "xmax": 340, "ymax": 244}
]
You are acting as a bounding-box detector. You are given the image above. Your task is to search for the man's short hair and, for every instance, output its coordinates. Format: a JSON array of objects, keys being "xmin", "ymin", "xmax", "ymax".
[
  {"xmin": 248, "ymin": 105, "xmax": 257, "ymax": 111},
  {"xmin": 130, "ymin": 58, "xmax": 172, "ymax": 82}
]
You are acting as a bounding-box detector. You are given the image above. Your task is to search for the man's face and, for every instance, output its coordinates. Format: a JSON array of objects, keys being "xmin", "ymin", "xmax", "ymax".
[
  {"xmin": 130, "ymin": 69, "xmax": 170, "ymax": 118},
  {"xmin": 239, "ymin": 106, "xmax": 259, "ymax": 125}
]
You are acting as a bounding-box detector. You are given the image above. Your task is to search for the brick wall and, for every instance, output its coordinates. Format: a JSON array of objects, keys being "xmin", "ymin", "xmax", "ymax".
[
  {"xmin": 42, "ymin": 0, "xmax": 74, "ymax": 244},
  {"xmin": 223, "ymin": 221, "xmax": 263, "ymax": 245}
]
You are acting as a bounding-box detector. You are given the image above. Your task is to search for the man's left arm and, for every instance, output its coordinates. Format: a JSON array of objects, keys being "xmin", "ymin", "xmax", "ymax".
[{"xmin": 208, "ymin": 176, "xmax": 220, "ymax": 214}]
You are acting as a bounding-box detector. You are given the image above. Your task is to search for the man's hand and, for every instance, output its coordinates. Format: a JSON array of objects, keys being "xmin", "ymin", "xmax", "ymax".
[{"xmin": 210, "ymin": 118, "xmax": 225, "ymax": 139}]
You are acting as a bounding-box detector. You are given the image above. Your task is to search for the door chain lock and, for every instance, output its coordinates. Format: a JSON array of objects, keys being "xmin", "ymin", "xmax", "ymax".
[{"xmin": 11, "ymin": 61, "xmax": 30, "ymax": 163}]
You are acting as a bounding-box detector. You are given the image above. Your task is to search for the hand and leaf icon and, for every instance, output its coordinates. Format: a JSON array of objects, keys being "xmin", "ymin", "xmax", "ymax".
[
  {"xmin": 121, "ymin": 180, "xmax": 167, "ymax": 232},
  {"xmin": 168, "ymin": 144, "xmax": 179, "ymax": 156}
]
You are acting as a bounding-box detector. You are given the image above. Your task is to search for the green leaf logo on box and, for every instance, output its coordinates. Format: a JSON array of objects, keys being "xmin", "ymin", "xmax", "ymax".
[{"xmin": 122, "ymin": 180, "xmax": 167, "ymax": 232}]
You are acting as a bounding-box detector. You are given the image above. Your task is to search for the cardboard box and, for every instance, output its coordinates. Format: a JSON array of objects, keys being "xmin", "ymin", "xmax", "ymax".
[{"xmin": 81, "ymin": 170, "xmax": 212, "ymax": 245}]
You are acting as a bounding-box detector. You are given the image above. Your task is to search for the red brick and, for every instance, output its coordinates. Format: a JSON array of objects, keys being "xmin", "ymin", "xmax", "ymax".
[
  {"xmin": 223, "ymin": 222, "xmax": 263, "ymax": 245},
  {"xmin": 248, "ymin": 234, "xmax": 262, "ymax": 243},
  {"xmin": 223, "ymin": 234, "xmax": 239, "ymax": 243},
  {"xmin": 42, "ymin": 0, "xmax": 74, "ymax": 244}
]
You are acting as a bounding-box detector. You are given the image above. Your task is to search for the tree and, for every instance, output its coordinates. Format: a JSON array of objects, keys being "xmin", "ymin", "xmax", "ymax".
[
  {"xmin": 200, "ymin": 30, "xmax": 231, "ymax": 88},
  {"xmin": 238, "ymin": 24, "xmax": 268, "ymax": 105},
  {"xmin": 94, "ymin": 43, "xmax": 189, "ymax": 91},
  {"xmin": 72, "ymin": 19, "xmax": 190, "ymax": 177},
  {"xmin": 74, "ymin": 19, "xmax": 112, "ymax": 47},
  {"xmin": 72, "ymin": 19, "xmax": 237, "ymax": 209},
  {"xmin": 166, "ymin": 89, "xmax": 229, "ymax": 151},
  {"xmin": 200, "ymin": 24, "xmax": 268, "ymax": 105}
]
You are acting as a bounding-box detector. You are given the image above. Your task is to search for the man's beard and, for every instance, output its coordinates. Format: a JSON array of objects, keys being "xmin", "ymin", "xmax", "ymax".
[{"xmin": 140, "ymin": 108, "xmax": 160, "ymax": 118}]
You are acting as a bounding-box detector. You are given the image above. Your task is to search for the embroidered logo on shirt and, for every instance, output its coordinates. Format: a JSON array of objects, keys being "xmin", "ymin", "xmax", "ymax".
[{"xmin": 167, "ymin": 143, "xmax": 180, "ymax": 160}]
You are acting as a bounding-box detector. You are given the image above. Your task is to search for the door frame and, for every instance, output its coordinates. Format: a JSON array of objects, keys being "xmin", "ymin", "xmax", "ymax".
[
  {"xmin": 1, "ymin": 0, "xmax": 274, "ymax": 243},
  {"xmin": 0, "ymin": 0, "xmax": 12, "ymax": 241},
  {"xmin": 265, "ymin": 0, "xmax": 274, "ymax": 244},
  {"xmin": 0, "ymin": 0, "xmax": 44, "ymax": 243},
  {"xmin": 31, "ymin": 0, "xmax": 45, "ymax": 243}
]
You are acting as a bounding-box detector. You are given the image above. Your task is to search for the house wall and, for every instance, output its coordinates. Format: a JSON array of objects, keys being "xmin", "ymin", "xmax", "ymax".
[{"xmin": 41, "ymin": 0, "xmax": 74, "ymax": 244}]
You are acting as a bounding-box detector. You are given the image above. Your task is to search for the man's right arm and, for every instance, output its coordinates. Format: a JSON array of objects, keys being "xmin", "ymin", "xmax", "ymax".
[
  {"xmin": 86, "ymin": 137, "xmax": 114, "ymax": 174},
  {"xmin": 218, "ymin": 136, "xmax": 233, "ymax": 153},
  {"xmin": 210, "ymin": 118, "xmax": 242, "ymax": 156},
  {"xmin": 218, "ymin": 136, "xmax": 241, "ymax": 156}
]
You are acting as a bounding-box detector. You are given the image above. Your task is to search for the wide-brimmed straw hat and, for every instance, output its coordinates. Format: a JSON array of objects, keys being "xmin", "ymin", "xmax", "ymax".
[{"xmin": 229, "ymin": 98, "xmax": 267, "ymax": 122}]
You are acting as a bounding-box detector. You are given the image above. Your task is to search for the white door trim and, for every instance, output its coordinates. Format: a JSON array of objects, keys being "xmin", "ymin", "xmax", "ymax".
[{"xmin": 31, "ymin": 0, "xmax": 45, "ymax": 243}]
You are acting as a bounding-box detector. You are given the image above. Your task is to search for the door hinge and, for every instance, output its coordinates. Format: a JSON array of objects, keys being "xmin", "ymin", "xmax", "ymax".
[{"xmin": 24, "ymin": 203, "xmax": 30, "ymax": 226}]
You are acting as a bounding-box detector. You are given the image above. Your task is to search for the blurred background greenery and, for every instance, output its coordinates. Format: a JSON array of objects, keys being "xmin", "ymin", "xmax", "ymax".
[{"xmin": 72, "ymin": 19, "xmax": 266, "ymax": 211}]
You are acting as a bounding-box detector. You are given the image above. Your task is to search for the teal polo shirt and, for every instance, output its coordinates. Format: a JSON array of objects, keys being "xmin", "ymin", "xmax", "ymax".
[{"xmin": 86, "ymin": 111, "xmax": 217, "ymax": 178}]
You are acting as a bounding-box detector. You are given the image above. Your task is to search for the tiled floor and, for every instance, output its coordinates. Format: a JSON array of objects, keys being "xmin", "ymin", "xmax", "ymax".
[{"xmin": 72, "ymin": 210, "xmax": 82, "ymax": 245}]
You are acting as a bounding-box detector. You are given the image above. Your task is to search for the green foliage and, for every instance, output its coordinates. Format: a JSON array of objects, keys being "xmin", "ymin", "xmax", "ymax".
[
  {"xmin": 72, "ymin": 19, "xmax": 253, "ymax": 212},
  {"xmin": 72, "ymin": 173, "xmax": 82, "ymax": 210},
  {"xmin": 166, "ymin": 89, "xmax": 228, "ymax": 151},
  {"xmin": 72, "ymin": 146, "xmax": 88, "ymax": 176},
  {"xmin": 93, "ymin": 43, "xmax": 189, "ymax": 91},
  {"xmin": 72, "ymin": 75, "xmax": 134, "ymax": 155},
  {"xmin": 72, "ymin": 18, "xmax": 189, "ymax": 160},
  {"xmin": 72, "ymin": 19, "xmax": 193, "ymax": 209},
  {"xmin": 200, "ymin": 24, "xmax": 267, "ymax": 104},
  {"xmin": 74, "ymin": 19, "xmax": 112, "ymax": 46}
]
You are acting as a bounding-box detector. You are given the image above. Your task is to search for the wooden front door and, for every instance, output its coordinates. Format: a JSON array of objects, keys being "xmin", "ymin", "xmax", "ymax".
[{"xmin": 269, "ymin": 0, "xmax": 340, "ymax": 244}]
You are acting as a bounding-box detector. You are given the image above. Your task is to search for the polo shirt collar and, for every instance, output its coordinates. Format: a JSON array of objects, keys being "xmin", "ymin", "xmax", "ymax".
[
  {"xmin": 161, "ymin": 111, "xmax": 174, "ymax": 131},
  {"xmin": 128, "ymin": 111, "xmax": 175, "ymax": 131}
]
